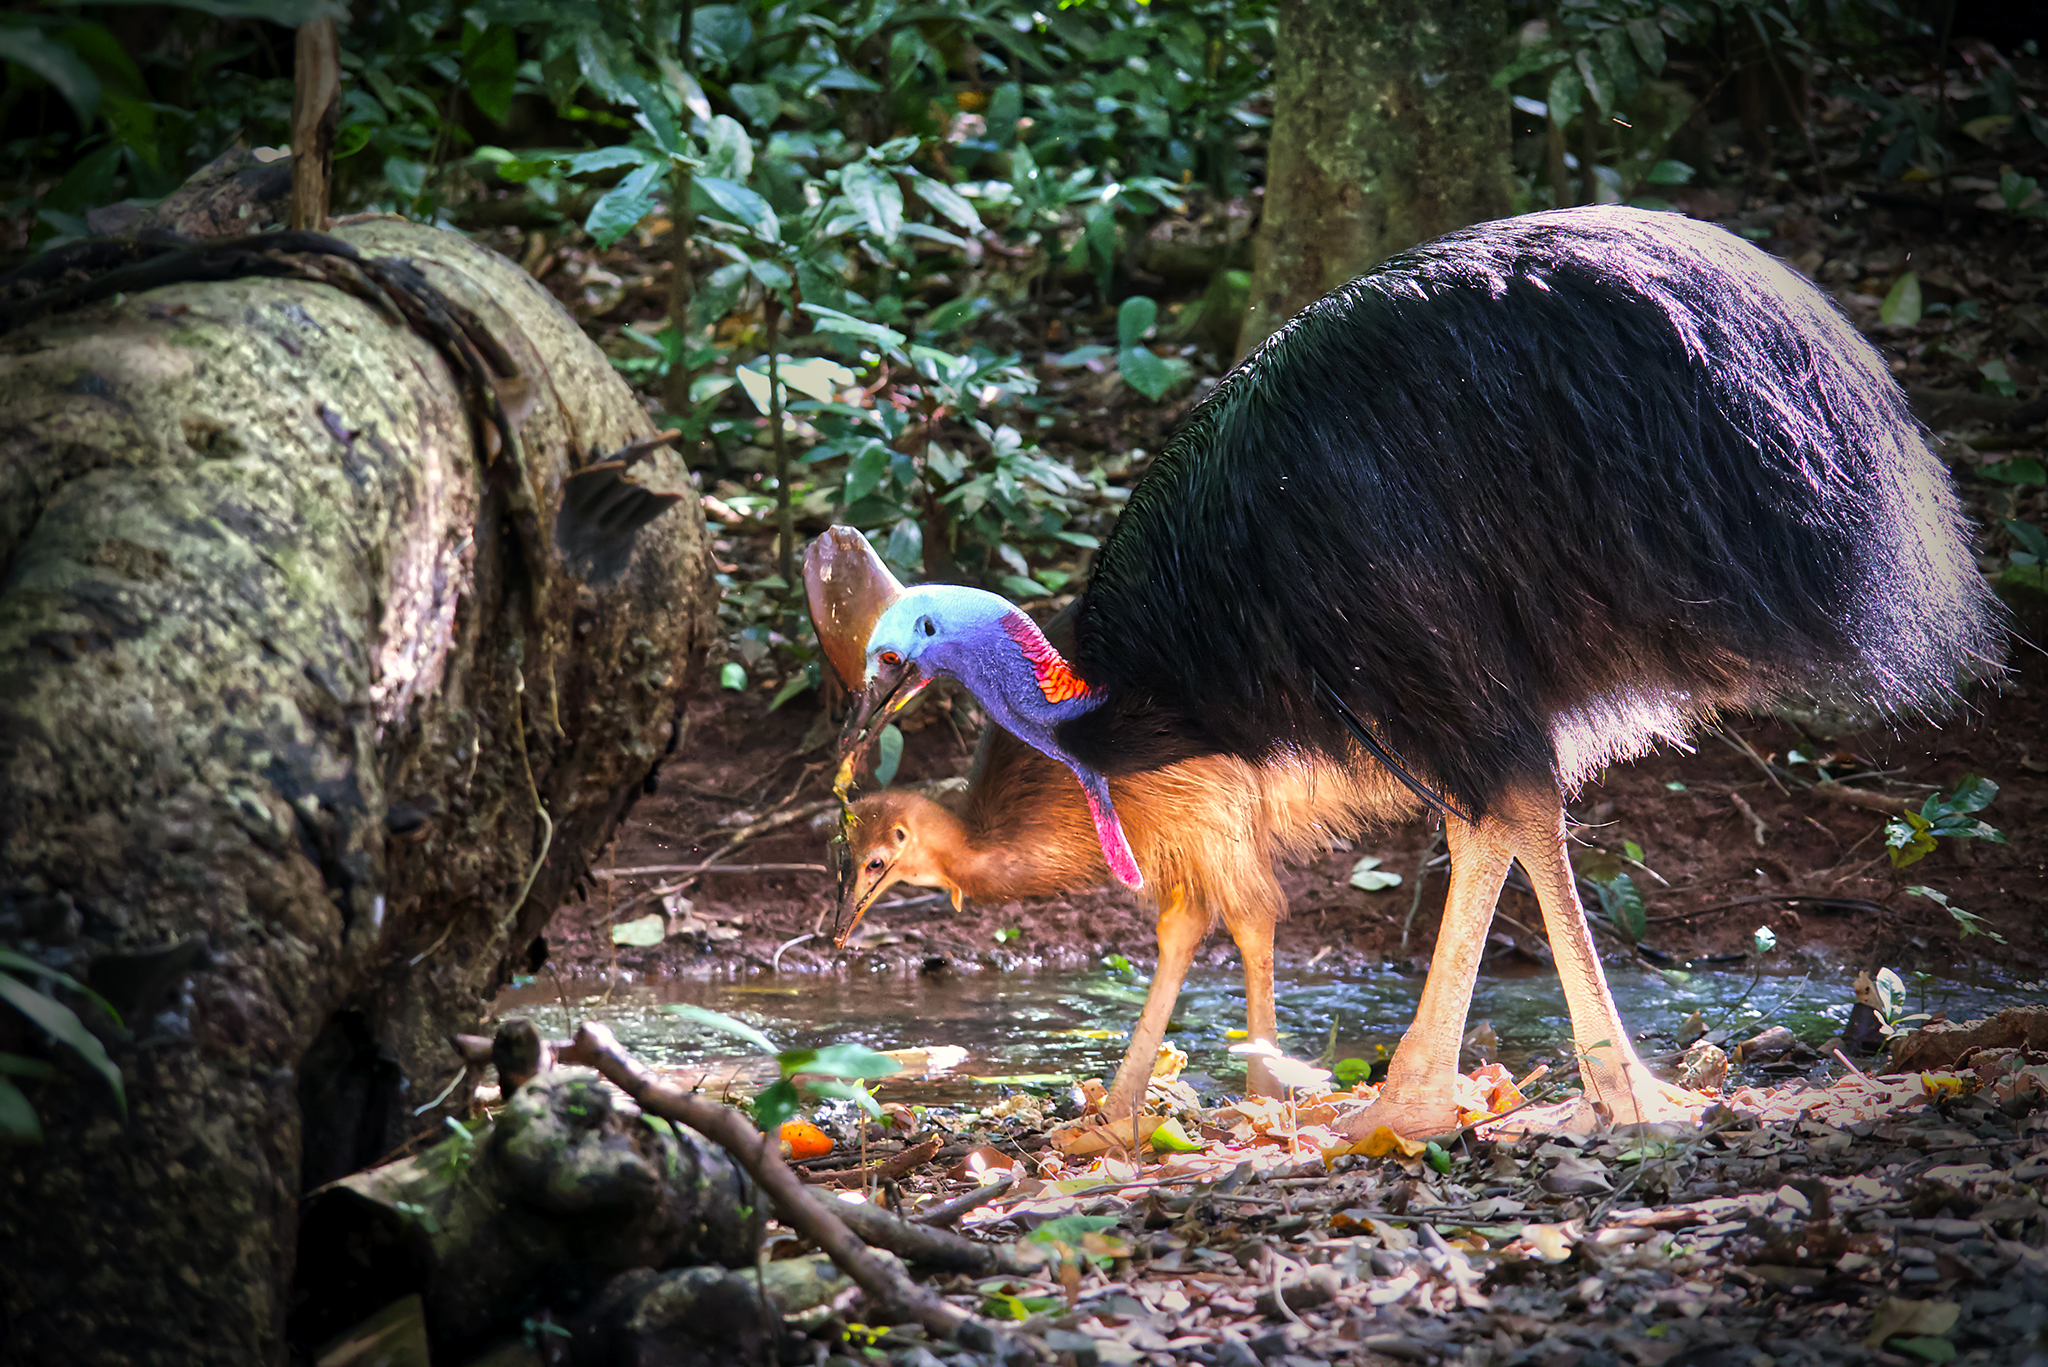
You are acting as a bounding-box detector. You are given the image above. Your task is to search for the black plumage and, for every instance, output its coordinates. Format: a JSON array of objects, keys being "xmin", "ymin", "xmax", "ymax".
[{"xmin": 1062, "ymin": 207, "xmax": 2002, "ymax": 816}]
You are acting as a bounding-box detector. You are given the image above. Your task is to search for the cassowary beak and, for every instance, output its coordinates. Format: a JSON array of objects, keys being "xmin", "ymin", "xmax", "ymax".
[{"xmin": 839, "ymin": 653, "xmax": 928, "ymax": 763}]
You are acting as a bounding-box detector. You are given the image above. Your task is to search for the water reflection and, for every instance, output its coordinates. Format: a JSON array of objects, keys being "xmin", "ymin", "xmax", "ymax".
[{"xmin": 495, "ymin": 962, "xmax": 2041, "ymax": 1105}]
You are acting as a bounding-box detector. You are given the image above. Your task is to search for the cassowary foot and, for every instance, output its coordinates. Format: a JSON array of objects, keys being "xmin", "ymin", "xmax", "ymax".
[{"xmin": 1333, "ymin": 1092, "xmax": 1465, "ymax": 1145}]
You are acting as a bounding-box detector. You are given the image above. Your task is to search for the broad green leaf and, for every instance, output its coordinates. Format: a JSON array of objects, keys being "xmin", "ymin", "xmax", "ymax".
[
  {"xmin": 910, "ymin": 173, "xmax": 982, "ymax": 231},
  {"xmin": 461, "ymin": 23, "xmax": 516, "ymax": 126},
  {"xmin": 875, "ymin": 723, "xmax": 904, "ymax": 786},
  {"xmin": 1575, "ymin": 49, "xmax": 1613, "ymax": 119},
  {"xmin": 615, "ymin": 70, "xmax": 685, "ymax": 158},
  {"xmin": 691, "ymin": 4, "xmax": 753, "ymax": 66},
  {"xmin": 730, "ymin": 82, "xmax": 780, "ymax": 129},
  {"xmin": 802, "ymin": 304, "xmax": 906, "ymax": 349},
  {"xmin": 0, "ymin": 1053, "xmax": 57, "ymax": 1080},
  {"xmin": 720, "ymin": 662, "xmax": 747, "ymax": 690},
  {"xmin": 1117, "ymin": 296, "xmax": 1159, "ymax": 351},
  {"xmin": 1546, "ymin": 63, "xmax": 1584, "ymax": 130},
  {"xmin": 752, "ymin": 1079, "xmax": 801, "ymax": 1132},
  {"xmin": 565, "ymin": 146, "xmax": 653, "ymax": 176},
  {"xmin": 610, "ymin": 914, "xmax": 667, "ymax": 947},
  {"xmin": 573, "ymin": 29, "xmax": 630, "ymax": 104},
  {"xmin": 784, "ymin": 1043, "xmax": 902, "ymax": 1081},
  {"xmin": 840, "ymin": 163, "xmax": 904, "ymax": 242},
  {"xmin": 663, "ymin": 1003, "xmax": 778, "ymax": 1055},
  {"xmin": 1880, "ymin": 272, "xmax": 1922, "ymax": 326},
  {"xmin": 0, "ymin": 1078, "xmax": 41, "ymax": 1143},
  {"xmin": 1626, "ymin": 17, "xmax": 1666, "ymax": 74},
  {"xmin": 1118, "ymin": 346, "xmax": 1184, "ymax": 401},
  {"xmin": 1980, "ymin": 458, "xmax": 2046, "ymax": 485},
  {"xmin": 697, "ymin": 176, "xmax": 776, "ymax": 235},
  {"xmin": 843, "ymin": 443, "xmax": 892, "ymax": 505},
  {"xmin": 1890, "ymin": 1338, "xmax": 1957, "ymax": 1364},
  {"xmin": 1753, "ymin": 924, "xmax": 1777, "ymax": 954},
  {"xmin": 2008, "ymin": 519, "xmax": 2048, "ymax": 559},
  {"xmin": 700, "ymin": 113, "xmax": 752, "ymax": 182},
  {"xmin": 0, "ymin": 24, "xmax": 102, "ymax": 123},
  {"xmin": 1645, "ymin": 159, "xmax": 1694, "ymax": 185},
  {"xmin": 798, "ymin": 1076, "xmax": 882, "ymax": 1117},
  {"xmin": 0, "ymin": 972, "xmax": 124, "ymax": 1115},
  {"xmin": 584, "ymin": 161, "xmax": 665, "ymax": 248}
]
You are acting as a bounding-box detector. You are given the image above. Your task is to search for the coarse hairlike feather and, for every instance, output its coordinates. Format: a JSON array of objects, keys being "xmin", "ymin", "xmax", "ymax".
[{"xmin": 1058, "ymin": 206, "xmax": 2003, "ymax": 815}]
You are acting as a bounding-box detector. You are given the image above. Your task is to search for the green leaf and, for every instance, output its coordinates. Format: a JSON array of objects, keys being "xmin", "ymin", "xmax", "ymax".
[
  {"xmin": 1118, "ymin": 346, "xmax": 1185, "ymax": 402},
  {"xmin": 1879, "ymin": 272, "xmax": 1923, "ymax": 327},
  {"xmin": 752, "ymin": 1079, "xmax": 801, "ymax": 1133},
  {"xmin": 798, "ymin": 1076, "xmax": 882, "ymax": 1116},
  {"xmin": 874, "ymin": 723, "xmax": 903, "ymax": 786},
  {"xmin": 730, "ymin": 82, "xmax": 781, "ymax": 129},
  {"xmin": 0, "ymin": 24, "xmax": 102, "ymax": 124},
  {"xmin": 564, "ymin": 146, "xmax": 653, "ymax": 176},
  {"xmin": 461, "ymin": 23, "xmax": 517, "ymax": 126},
  {"xmin": 0, "ymin": 971, "xmax": 123, "ymax": 1116},
  {"xmin": 616, "ymin": 71, "xmax": 685, "ymax": 159},
  {"xmin": 1644, "ymin": 159, "xmax": 1694, "ymax": 185},
  {"xmin": 840, "ymin": 162, "xmax": 905, "ymax": 242},
  {"xmin": 1348, "ymin": 855, "xmax": 1402, "ymax": 892},
  {"xmin": 584, "ymin": 160, "xmax": 664, "ymax": 249},
  {"xmin": 1593, "ymin": 873, "xmax": 1647, "ymax": 944},
  {"xmin": 697, "ymin": 176, "xmax": 776, "ymax": 235},
  {"xmin": 720, "ymin": 662, "xmax": 747, "ymax": 690},
  {"xmin": 1116, "ymin": 296, "xmax": 1159, "ymax": 351},
  {"xmin": 1886, "ymin": 810, "xmax": 1935, "ymax": 867},
  {"xmin": 784, "ymin": 1043, "xmax": 902, "ymax": 1081},
  {"xmin": 802, "ymin": 304, "xmax": 906, "ymax": 350},
  {"xmin": 663, "ymin": 1003, "xmax": 779, "ymax": 1055},
  {"xmin": 1626, "ymin": 17, "xmax": 1667, "ymax": 74},
  {"xmin": 2008, "ymin": 519, "xmax": 2048, "ymax": 559},
  {"xmin": 1546, "ymin": 63, "xmax": 1584, "ymax": 130},
  {"xmin": 691, "ymin": 4, "xmax": 753, "ymax": 66},
  {"xmin": 1980, "ymin": 458, "xmax": 2046, "ymax": 486},
  {"xmin": 909, "ymin": 173, "xmax": 982, "ymax": 231},
  {"xmin": 1575, "ymin": 49, "xmax": 1613, "ymax": 119},
  {"xmin": 0, "ymin": 1053, "xmax": 58, "ymax": 1080},
  {"xmin": 1890, "ymin": 1337, "xmax": 1957, "ymax": 1364},
  {"xmin": 0, "ymin": 1077, "xmax": 41, "ymax": 1143},
  {"xmin": 843, "ymin": 442, "xmax": 892, "ymax": 505},
  {"xmin": 610, "ymin": 913, "xmax": 667, "ymax": 947},
  {"xmin": 1753, "ymin": 924, "xmax": 1778, "ymax": 955}
]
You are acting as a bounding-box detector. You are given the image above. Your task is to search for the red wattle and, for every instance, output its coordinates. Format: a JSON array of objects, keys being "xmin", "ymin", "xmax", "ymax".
[{"xmin": 1082, "ymin": 784, "xmax": 1145, "ymax": 890}]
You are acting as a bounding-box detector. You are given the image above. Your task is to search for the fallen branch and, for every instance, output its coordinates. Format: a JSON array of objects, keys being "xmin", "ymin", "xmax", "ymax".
[
  {"xmin": 806, "ymin": 1134, "xmax": 945, "ymax": 1187},
  {"xmin": 592, "ymin": 862, "xmax": 831, "ymax": 880},
  {"xmin": 914, "ymin": 1173, "xmax": 1016, "ymax": 1229},
  {"xmin": 831, "ymin": 1194, "xmax": 1029, "ymax": 1276},
  {"xmin": 566, "ymin": 1023, "xmax": 1037, "ymax": 1364},
  {"xmin": 1812, "ymin": 780, "xmax": 1913, "ymax": 817}
]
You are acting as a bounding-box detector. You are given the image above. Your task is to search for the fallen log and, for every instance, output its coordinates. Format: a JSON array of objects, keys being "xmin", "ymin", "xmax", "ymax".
[{"xmin": 0, "ymin": 212, "xmax": 711, "ymax": 1366}]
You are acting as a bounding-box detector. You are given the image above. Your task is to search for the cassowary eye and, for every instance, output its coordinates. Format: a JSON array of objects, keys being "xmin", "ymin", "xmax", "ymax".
[{"xmin": 878, "ymin": 649, "xmax": 901, "ymax": 667}]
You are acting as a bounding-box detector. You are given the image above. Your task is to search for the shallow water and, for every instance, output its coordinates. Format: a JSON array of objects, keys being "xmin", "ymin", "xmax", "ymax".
[{"xmin": 495, "ymin": 951, "xmax": 2047, "ymax": 1106}]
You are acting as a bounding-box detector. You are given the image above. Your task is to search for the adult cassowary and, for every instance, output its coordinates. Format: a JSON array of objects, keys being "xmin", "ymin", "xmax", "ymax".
[{"xmin": 840, "ymin": 206, "xmax": 2004, "ymax": 1138}]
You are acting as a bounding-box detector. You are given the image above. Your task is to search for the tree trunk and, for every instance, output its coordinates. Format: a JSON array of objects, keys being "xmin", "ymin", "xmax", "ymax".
[
  {"xmin": 0, "ymin": 217, "xmax": 711, "ymax": 1365},
  {"xmin": 1239, "ymin": 0, "xmax": 1513, "ymax": 356}
]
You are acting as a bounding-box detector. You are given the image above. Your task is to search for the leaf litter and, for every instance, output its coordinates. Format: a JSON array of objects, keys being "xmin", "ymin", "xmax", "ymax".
[{"xmin": 761, "ymin": 1017, "xmax": 2048, "ymax": 1367}]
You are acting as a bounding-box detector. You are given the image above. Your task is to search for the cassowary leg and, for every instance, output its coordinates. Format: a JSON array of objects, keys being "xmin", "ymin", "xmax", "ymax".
[
  {"xmin": 1104, "ymin": 885, "xmax": 1208, "ymax": 1125},
  {"xmin": 1335, "ymin": 811, "xmax": 1516, "ymax": 1140},
  {"xmin": 1511, "ymin": 788, "xmax": 1705, "ymax": 1129},
  {"xmin": 1227, "ymin": 902, "xmax": 1281, "ymax": 1100}
]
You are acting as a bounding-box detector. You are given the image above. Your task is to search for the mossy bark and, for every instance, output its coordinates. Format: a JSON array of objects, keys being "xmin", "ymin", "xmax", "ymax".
[
  {"xmin": 0, "ymin": 217, "xmax": 710, "ymax": 1365},
  {"xmin": 1240, "ymin": 0, "xmax": 1514, "ymax": 356}
]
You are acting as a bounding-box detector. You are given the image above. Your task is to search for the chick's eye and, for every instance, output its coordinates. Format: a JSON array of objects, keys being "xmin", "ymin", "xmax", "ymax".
[
  {"xmin": 878, "ymin": 649, "xmax": 901, "ymax": 667},
  {"xmin": 865, "ymin": 857, "xmax": 884, "ymax": 873}
]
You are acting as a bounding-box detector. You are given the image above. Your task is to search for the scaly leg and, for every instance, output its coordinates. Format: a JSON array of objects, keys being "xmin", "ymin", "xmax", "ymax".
[
  {"xmin": 1226, "ymin": 899, "xmax": 1281, "ymax": 1100},
  {"xmin": 1104, "ymin": 885, "xmax": 1208, "ymax": 1125},
  {"xmin": 1508, "ymin": 784, "xmax": 1704, "ymax": 1129},
  {"xmin": 1335, "ymin": 812, "xmax": 1515, "ymax": 1140}
]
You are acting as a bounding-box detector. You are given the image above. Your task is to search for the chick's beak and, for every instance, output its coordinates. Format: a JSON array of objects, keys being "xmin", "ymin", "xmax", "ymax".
[{"xmin": 832, "ymin": 846, "xmax": 897, "ymax": 948}]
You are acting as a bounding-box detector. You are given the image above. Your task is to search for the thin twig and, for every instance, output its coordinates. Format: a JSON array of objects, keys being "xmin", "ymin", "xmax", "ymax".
[
  {"xmin": 595, "ymin": 862, "xmax": 832, "ymax": 880},
  {"xmin": 1729, "ymin": 791, "xmax": 1769, "ymax": 847}
]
